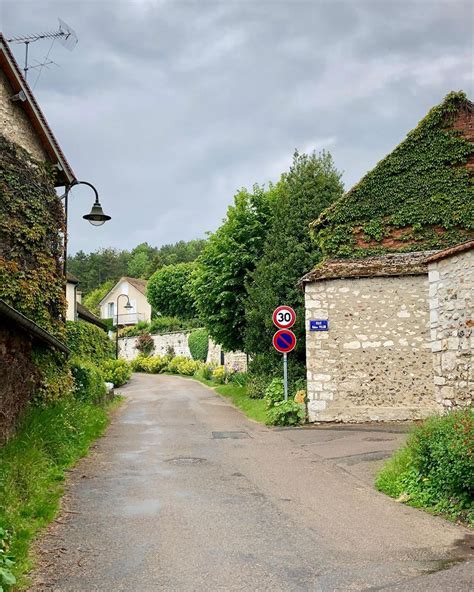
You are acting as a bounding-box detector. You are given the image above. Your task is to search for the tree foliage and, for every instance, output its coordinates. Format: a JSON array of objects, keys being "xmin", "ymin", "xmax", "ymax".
[
  {"xmin": 82, "ymin": 280, "xmax": 115, "ymax": 316},
  {"xmin": 192, "ymin": 186, "xmax": 275, "ymax": 351},
  {"xmin": 147, "ymin": 262, "xmax": 197, "ymax": 319},
  {"xmin": 67, "ymin": 239, "xmax": 206, "ymax": 295},
  {"xmin": 245, "ymin": 151, "xmax": 344, "ymax": 371}
]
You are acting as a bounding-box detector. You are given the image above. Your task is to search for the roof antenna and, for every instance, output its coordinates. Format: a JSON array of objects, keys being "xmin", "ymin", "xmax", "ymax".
[{"xmin": 7, "ymin": 18, "xmax": 78, "ymax": 81}]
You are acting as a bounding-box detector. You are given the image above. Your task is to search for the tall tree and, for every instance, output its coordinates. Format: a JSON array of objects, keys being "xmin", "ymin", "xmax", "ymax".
[
  {"xmin": 245, "ymin": 151, "xmax": 344, "ymax": 373},
  {"xmin": 192, "ymin": 185, "xmax": 275, "ymax": 351},
  {"xmin": 147, "ymin": 262, "xmax": 197, "ymax": 319}
]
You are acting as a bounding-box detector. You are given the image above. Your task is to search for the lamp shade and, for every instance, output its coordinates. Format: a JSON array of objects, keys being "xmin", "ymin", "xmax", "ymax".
[
  {"xmin": 124, "ymin": 301, "xmax": 133, "ymax": 310},
  {"xmin": 83, "ymin": 202, "xmax": 111, "ymax": 226}
]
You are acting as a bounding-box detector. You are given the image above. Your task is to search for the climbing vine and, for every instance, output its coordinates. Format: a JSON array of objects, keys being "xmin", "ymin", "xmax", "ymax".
[
  {"xmin": 312, "ymin": 91, "xmax": 474, "ymax": 257},
  {"xmin": 0, "ymin": 134, "xmax": 66, "ymax": 338}
]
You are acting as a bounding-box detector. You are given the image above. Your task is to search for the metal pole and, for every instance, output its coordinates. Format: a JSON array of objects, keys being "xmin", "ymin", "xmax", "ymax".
[
  {"xmin": 283, "ymin": 353, "xmax": 288, "ymax": 401},
  {"xmin": 63, "ymin": 185, "xmax": 69, "ymax": 276}
]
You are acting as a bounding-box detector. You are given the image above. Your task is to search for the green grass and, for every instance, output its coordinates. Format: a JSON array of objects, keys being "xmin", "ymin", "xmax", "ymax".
[
  {"xmin": 214, "ymin": 384, "xmax": 267, "ymax": 424},
  {"xmin": 0, "ymin": 396, "xmax": 119, "ymax": 589}
]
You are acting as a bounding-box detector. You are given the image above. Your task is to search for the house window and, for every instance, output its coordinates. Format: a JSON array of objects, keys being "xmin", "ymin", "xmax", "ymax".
[{"xmin": 108, "ymin": 302, "xmax": 115, "ymax": 318}]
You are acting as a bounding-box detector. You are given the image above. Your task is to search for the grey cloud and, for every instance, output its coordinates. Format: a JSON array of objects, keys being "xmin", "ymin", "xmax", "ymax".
[{"xmin": 2, "ymin": 0, "xmax": 472, "ymax": 253}]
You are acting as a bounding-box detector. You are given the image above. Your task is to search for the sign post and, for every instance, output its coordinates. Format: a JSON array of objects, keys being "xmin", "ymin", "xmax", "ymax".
[{"xmin": 272, "ymin": 306, "xmax": 297, "ymax": 401}]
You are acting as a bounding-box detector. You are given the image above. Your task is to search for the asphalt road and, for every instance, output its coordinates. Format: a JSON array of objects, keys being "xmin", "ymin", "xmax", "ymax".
[{"xmin": 32, "ymin": 374, "xmax": 473, "ymax": 591}]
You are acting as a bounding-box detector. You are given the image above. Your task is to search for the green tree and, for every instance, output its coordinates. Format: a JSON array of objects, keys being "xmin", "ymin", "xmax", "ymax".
[
  {"xmin": 245, "ymin": 151, "xmax": 343, "ymax": 373},
  {"xmin": 192, "ymin": 185, "xmax": 274, "ymax": 351},
  {"xmin": 127, "ymin": 243, "xmax": 156, "ymax": 278},
  {"xmin": 147, "ymin": 262, "xmax": 197, "ymax": 319},
  {"xmin": 82, "ymin": 280, "xmax": 114, "ymax": 316}
]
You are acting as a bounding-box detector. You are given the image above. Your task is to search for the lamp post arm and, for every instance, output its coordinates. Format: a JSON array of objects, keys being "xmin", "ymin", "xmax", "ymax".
[{"xmin": 62, "ymin": 181, "xmax": 101, "ymax": 276}]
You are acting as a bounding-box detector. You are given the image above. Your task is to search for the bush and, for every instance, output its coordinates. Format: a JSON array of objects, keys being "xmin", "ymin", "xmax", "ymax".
[
  {"xmin": 66, "ymin": 321, "xmax": 114, "ymax": 363},
  {"xmin": 376, "ymin": 409, "xmax": 474, "ymax": 524},
  {"xmin": 166, "ymin": 356, "xmax": 189, "ymax": 374},
  {"xmin": 188, "ymin": 329, "xmax": 209, "ymax": 361},
  {"xmin": 150, "ymin": 317, "xmax": 201, "ymax": 334},
  {"xmin": 100, "ymin": 359, "xmax": 131, "ymax": 387},
  {"xmin": 120, "ymin": 320, "xmax": 150, "ymax": 337},
  {"xmin": 176, "ymin": 358, "xmax": 200, "ymax": 376},
  {"xmin": 69, "ymin": 358, "xmax": 106, "ymax": 402},
  {"xmin": 246, "ymin": 373, "xmax": 269, "ymax": 399},
  {"xmin": 134, "ymin": 332, "xmax": 155, "ymax": 357},
  {"xmin": 266, "ymin": 400, "xmax": 306, "ymax": 426},
  {"xmin": 0, "ymin": 527, "xmax": 15, "ymax": 590},
  {"xmin": 212, "ymin": 365, "xmax": 231, "ymax": 384},
  {"xmin": 194, "ymin": 361, "xmax": 214, "ymax": 381},
  {"xmin": 264, "ymin": 378, "xmax": 285, "ymax": 409},
  {"xmin": 230, "ymin": 372, "xmax": 248, "ymax": 387},
  {"xmin": 130, "ymin": 355, "xmax": 169, "ymax": 374}
]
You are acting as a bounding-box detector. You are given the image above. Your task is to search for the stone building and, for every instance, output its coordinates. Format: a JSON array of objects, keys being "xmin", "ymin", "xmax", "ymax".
[
  {"xmin": 426, "ymin": 241, "xmax": 473, "ymax": 409},
  {"xmin": 301, "ymin": 92, "xmax": 473, "ymax": 422},
  {"xmin": 300, "ymin": 252, "xmax": 439, "ymax": 422}
]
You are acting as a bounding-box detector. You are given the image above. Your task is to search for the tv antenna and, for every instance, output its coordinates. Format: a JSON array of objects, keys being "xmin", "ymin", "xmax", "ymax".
[{"xmin": 7, "ymin": 18, "xmax": 78, "ymax": 81}]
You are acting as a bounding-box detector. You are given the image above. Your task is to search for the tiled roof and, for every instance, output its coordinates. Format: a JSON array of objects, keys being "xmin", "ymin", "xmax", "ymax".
[
  {"xmin": 77, "ymin": 302, "xmax": 107, "ymax": 330},
  {"xmin": 122, "ymin": 277, "xmax": 148, "ymax": 295},
  {"xmin": 0, "ymin": 33, "xmax": 75, "ymax": 186},
  {"xmin": 424, "ymin": 240, "xmax": 474, "ymax": 264},
  {"xmin": 299, "ymin": 251, "xmax": 436, "ymax": 286}
]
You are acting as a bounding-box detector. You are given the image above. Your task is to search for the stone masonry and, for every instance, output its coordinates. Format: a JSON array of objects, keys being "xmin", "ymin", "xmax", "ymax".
[
  {"xmin": 0, "ymin": 70, "xmax": 48, "ymax": 161},
  {"xmin": 426, "ymin": 243, "xmax": 473, "ymax": 409},
  {"xmin": 301, "ymin": 252, "xmax": 439, "ymax": 422},
  {"xmin": 118, "ymin": 331, "xmax": 193, "ymax": 361}
]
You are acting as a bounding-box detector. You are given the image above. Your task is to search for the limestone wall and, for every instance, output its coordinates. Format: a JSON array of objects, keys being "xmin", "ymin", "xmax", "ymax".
[
  {"xmin": 0, "ymin": 70, "xmax": 48, "ymax": 161},
  {"xmin": 304, "ymin": 274, "xmax": 437, "ymax": 422},
  {"xmin": 118, "ymin": 331, "xmax": 192, "ymax": 361},
  {"xmin": 207, "ymin": 340, "xmax": 248, "ymax": 372},
  {"xmin": 428, "ymin": 249, "xmax": 473, "ymax": 408}
]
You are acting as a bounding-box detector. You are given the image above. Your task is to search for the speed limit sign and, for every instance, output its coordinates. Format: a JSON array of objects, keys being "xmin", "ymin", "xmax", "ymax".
[{"xmin": 273, "ymin": 305, "xmax": 296, "ymax": 329}]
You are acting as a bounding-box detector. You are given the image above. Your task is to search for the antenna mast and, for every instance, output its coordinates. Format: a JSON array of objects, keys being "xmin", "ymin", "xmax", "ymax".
[{"xmin": 7, "ymin": 19, "xmax": 78, "ymax": 80}]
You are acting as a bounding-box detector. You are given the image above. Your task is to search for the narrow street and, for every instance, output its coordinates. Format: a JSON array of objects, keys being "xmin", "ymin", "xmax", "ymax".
[{"xmin": 33, "ymin": 374, "xmax": 473, "ymax": 591}]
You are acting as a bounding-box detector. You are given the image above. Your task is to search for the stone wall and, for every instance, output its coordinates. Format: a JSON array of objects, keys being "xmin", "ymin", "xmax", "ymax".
[
  {"xmin": 427, "ymin": 248, "xmax": 473, "ymax": 408},
  {"xmin": 305, "ymin": 274, "xmax": 437, "ymax": 422},
  {"xmin": 207, "ymin": 339, "xmax": 248, "ymax": 372},
  {"xmin": 118, "ymin": 331, "xmax": 192, "ymax": 361},
  {"xmin": 0, "ymin": 70, "xmax": 48, "ymax": 161}
]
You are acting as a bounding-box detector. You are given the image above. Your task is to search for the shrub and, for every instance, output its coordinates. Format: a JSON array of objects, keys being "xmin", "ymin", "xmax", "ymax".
[
  {"xmin": 264, "ymin": 378, "xmax": 285, "ymax": 409},
  {"xmin": 188, "ymin": 329, "xmax": 209, "ymax": 361},
  {"xmin": 266, "ymin": 400, "xmax": 306, "ymax": 426},
  {"xmin": 212, "ymin": 365, "xmax": 230, "ymax": 384},
  {"xmin": 194, "ymin": 362, "xmax": 214, "ymax": 381},
  {"xmin": 120, "ymin": 320, "xmax": 150, "ymax": 337},
  {"xmin": 230, "ymin": 372, "xmax": 248, "ymax": 387},
  {"xmin": 69, "ymin": 358, "xmax": 106, "ymax": 403},
  {"xmin": 167, "ymin": 356, "xmax": 189, "ymax": 374},
  {"xmin": 100, "ymin": 359, "xmax": 131, "ymax": 387},
  {"xmin": 134, "ymin": 332, "xmax": 155, "ymax": 357},
  {"xmin": 66, "ymin": 321, "xmax": 114, "ymax": 363},
  {"xmin": 176, "ymin": 358, "xmax": 200, "ymax": 376},
  {"xmin": 376, "ymin": 409, "xmax": 474, "ymax": 524},
  {"xmin": 130, "ymin": 355, "xmax": 169, "ymax": 374},
  {"xmin": 246, "ymin": 373, "xmax": 269, "ymax": 399},
  {"xmin": 150, "ymin": 317, "xmax": 201, "ymax": 334}
]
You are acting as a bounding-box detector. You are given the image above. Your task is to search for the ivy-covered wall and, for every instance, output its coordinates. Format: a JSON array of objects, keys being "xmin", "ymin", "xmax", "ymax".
[
  {"xmin": 312, "ymin": 91, "xmax": 474, "ymax": 258},
  {"xmin": 0, "ymin": 133, "xmax": 66, "ymax": 338},
  {"xmin": 0, "ymin": 134, "xmax": 70, "ymax": 425}
]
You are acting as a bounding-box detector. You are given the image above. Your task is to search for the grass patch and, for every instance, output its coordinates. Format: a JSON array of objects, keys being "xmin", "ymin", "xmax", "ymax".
[
  {"xmin": 215, "ymin": 384, "xmax": 267, "ymax": 424},
  {"xmin": 376, "ymin": 409, "xmax": 473, "ymax": 526},
  {"xmin": 0, "ymin": 396, "xmax": 118, "ymax": 589}
]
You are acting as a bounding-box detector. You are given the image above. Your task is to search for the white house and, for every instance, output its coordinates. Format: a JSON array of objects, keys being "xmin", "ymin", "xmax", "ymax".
[{"xmin": 99, "ymin": 277, "xmax": 152, "ymax": 326}]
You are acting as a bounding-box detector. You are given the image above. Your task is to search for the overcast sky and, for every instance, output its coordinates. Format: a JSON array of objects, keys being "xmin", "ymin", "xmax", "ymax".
[{"xmin": 2, "ymin": 0, "xmax": 473, "ymax": 254}]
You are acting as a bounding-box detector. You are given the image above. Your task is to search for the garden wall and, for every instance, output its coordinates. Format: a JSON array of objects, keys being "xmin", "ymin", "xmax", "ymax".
[
  {"xmin": 118, "ymin": 332, "xmax": 248, "ymax": 372},
  {"xmin": 118, "ymin": 331, "xmax": 192, "ymax": 361}
]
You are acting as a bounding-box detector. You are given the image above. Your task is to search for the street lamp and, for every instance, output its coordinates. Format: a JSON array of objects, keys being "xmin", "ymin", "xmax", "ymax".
[
  {"xmin": 62, "ymin": 180, "xmax": 111, "ymax": 274},
  {"xmin": 115, "ymin": 293, "xmax": 133, "ymax": 359}
]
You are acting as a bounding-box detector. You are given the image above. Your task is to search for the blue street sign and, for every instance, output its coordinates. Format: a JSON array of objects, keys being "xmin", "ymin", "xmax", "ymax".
[{"xmin": 310, "ymin": 319, "xmax": 329, "ymax": 331}]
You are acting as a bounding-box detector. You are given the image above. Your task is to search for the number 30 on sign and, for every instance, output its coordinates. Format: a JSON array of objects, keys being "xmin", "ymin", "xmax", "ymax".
[{"xmin": 273, "ymin": 305, "xmax": 296, "ymax": 329}]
